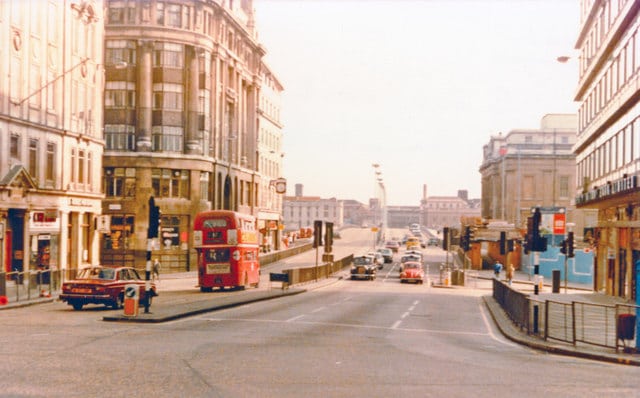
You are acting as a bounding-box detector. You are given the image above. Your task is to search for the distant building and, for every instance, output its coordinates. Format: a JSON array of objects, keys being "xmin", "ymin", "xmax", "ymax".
[
  {"xmin": 419, "ymin": 185, "xmax": 481, "ymax": 229},
  {"xmin": 478, "ymin": 114, "xmax": 594, "ymax": 233},
  {"xmin": 573, "ymin": 1, "xmax": 640, "ymax": 299},
  {"xmin": 282, "ymin": 185, "xmax": 344, "ymax": 231}
]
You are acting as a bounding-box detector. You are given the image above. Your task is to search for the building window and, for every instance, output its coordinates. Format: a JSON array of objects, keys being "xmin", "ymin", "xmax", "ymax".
[
  {"xmin": 10, "ymin": 134, "xmax": 19, "ymax": 161},
  {"xmin": 151, "ymin": 126, "xmax": 183, "ymax": 152},
  {"xmin": 104, "ymin": 125, "xmax": 135, "ymax": 151},
  {"xmin": 108, "ymin": 3, "xmax": 125, "ymax": 24},
  {"xmin": 46, "ymin": 142, "xmax": 55, "ymax": 186},
  {"xmin": 153, "ymin": 83, "xmax": 183, "ymax": 110},
  {"xmin": 28, "ymin": 138, "xmax": 38, "ymax": 182},
  {"xmin": 105, "ymin": 81, "xmax": 135, "ymax": 108},
  {"xmin": 166, "ymin": 4, "xmax": 181, "ymax": 28},
  {"xmin": 152, "ymin": 169, "xmax": 190, "ymax": 199},
  {"xmin": 156, "ymin": 2, "xmax": 164, "ymax": 25},
  {"xmin": 200, "ymin": 172, "xmax": 210, "ymax": 201},
  {"xmin": 78, "ymin": 150, "xmax": 85, "ymax": 186},
  {"xmin": 153, "ymin": 43, "xmax": 183, "ymax": 68},
  {"xmin": 105, "ymin": 40, "xmax": 136, "ymax": 66},
  {"xmin": 104, "ymin": 167, "xmax": 136, "ymax": 198},
  {"xmin": 559, "ymin": 176, "xmax": 569, "ymax": 198}
]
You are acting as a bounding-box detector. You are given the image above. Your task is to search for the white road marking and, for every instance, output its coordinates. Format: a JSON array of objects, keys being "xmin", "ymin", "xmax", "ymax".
[
  {"xmin": 286, "ymin": 314, "xmax": 305, "ymax": 322},
  {"xmin": 401, "ymin": 312, "xmax": 410, "ymax": 319},
  {"xmin": 200, "ymin": 316, "xmax": 489, "ymax": 336},
  {"xmin": 311, "ymin": 306, "xmax": 327, "ymax": 313}
]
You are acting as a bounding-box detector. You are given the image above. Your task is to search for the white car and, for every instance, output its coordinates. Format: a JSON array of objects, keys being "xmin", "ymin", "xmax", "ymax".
[{"xmin": 367, "ymin": 251, "xmax": 385, "ymax": 270}]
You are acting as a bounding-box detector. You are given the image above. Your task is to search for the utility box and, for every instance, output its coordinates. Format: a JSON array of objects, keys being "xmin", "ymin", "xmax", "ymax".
[{"xmin": 123, "ymin": 284, "xmax": 140, "ymax": 317}]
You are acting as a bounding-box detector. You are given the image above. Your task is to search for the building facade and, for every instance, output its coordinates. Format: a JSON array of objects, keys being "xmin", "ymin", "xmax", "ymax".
[
  {"xmin": 573, "ymin": 0, "xmax": 640, "ymax": 299},
  {"xmin": 478, "ymin": 114, "xmax": 589, "ymax": 231},
  {"xmin": 102, "ymin": 0, "xmax": 282, "ymax": 271},
  {"xmin": 0, "ymin": 1, "xmax": 105, "ymax": 280},
  {"xmin": 283, "ymin": 191, "xmax": 344, "ymax": 233},
  {"xmin": 419, "ymin": 185, "xmax": 481, "ymax": 230}
]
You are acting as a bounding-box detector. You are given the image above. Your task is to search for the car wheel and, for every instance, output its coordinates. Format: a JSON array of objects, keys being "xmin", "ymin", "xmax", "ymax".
[
  {"xmin": 71, "ymin": 301, "xmax": 84, "ymax": 311},
  {"xmin": 200, "ymin": 286, "xmax": 213, "ymax": 292}
]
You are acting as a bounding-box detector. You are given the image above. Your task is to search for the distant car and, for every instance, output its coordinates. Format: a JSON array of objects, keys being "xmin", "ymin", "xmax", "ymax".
[
  {"xmin": 400, "ymin": 261, "xmax": 425, "ymax": 284},
  {"xmin": 350, "ymin": 256, "xmax": 377, "ymax": 280},
  {"xmin": 377, "ymin": 248, "xmax": 393, "ymax": 263},
  {"xmin": 385, "ymin": 240, "xmax": 400, "ymax": 253},
  {"xmin": 60, "ymin": 266, "xmax": 157, "ymax": 311},
  {"xmin": 367, "ymin": 251, "xmax": 385, "ymax": 270},
  {"xmin": 428, "ymin": 238, "xmax": 440, "ymax": 246}
]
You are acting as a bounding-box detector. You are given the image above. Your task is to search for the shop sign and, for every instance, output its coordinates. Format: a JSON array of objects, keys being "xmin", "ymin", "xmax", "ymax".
[
  {"xmin": 30, "ymin": 210, "xmax": 60, "ymax": 230},
  {"xmin": 161, "ymin": 226, "xmax": 180, "ymax": 247},
  {"xmin": 576, "ymin": 175, "xmax": 637, "ymax": 205}
]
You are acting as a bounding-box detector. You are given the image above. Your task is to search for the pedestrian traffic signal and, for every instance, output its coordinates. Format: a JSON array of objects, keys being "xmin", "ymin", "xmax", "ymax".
[
  {"xmin": 324, "ymin": 222, "xmax": 334, "ymax": 253},
  {"xmin": 443, "ymin": 227, "xmax": 449, "ymax": 250},
  {"xmin": 313, "ymin": 220, "xmax": 323, "ymax": 248},
  {"xmin": 567, "ymin": 231, "xmax": 575, "ymax": 258},
  {"xmin": 148, "ymin": 196, "xmax": 161, "ymax": 239},
  {"xmin": 499, "ymin": 231, "xmax": 507, "ymax": 255},
  {"xmin": 560, "ymin": 239, "xmax": 567, "ymax": 255}
]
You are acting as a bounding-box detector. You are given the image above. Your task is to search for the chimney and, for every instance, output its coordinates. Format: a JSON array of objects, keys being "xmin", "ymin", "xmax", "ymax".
[{"xmin": 423, "ymin": 184, "xmax": 428, "ymax": 200}]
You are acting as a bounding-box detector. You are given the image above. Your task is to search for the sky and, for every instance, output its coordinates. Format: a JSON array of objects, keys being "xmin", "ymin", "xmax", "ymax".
[{"xmin": 253, "ymin": 0, "xmax": 580, "ymax": 206}]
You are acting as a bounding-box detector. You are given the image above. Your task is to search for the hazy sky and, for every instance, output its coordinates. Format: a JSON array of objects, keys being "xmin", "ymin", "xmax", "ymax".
[{"xmin": 254, "ymin": 0, "xmax": 579, "ymax": 206}]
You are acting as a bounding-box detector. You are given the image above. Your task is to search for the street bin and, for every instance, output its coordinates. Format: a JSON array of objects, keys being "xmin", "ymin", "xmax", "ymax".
[
  {"xmin": 123, "ymin": 284, "xmax": 140, "ymax": 317},
  {"xmin": 617, "ymin": 314, "xmax": 636, "ymax": 340}
]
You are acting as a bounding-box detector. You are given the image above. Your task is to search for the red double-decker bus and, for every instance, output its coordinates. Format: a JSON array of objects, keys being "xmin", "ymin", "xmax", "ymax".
[{"xmin": 193, "ymin": 210, "xmax": 260, "ymax": 292}]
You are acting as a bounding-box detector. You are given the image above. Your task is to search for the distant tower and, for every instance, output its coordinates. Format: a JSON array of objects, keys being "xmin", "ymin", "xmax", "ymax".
[
  {"xmin": 458, "ymin": 190, "xmax": 468, "ymax": 201},
  {"xmin": 423, "ymin": 184, "xmax": 428, "ymax": 201},
  {"xmin": 295, "ymin": 184, "xmax": 303, "ymax": 197},
  {"xmin": 420, "ymin": 184, "xmax": 428, "ymax": 226}
]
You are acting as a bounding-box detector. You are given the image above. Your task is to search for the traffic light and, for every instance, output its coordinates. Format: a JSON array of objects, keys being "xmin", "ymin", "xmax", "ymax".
[
  {"xmin": 567, "ymin": 231, "xmax": 575, "ymax": 258},
  {"xmin": 507, "ymin": 239, "xmax": 514, "ymax": 253},
  {"xmin": 324, "ymin": 222, "xmax": 334, "ymax": 253},
  {"xmin": 499, "ymin": 231, "xmax": 507, "ymax": 255},
  {"xmin": 148, "ymin": 196, "xmax": 160, "ymax": 239},
  {"xmin": 443, "ymin": 227, "xmax": 449, "ymax": 250},
  {"xmin": 560, "ymin": 239, "xmax": 567, "ymax": 255},
  {"xmin": 461, "ymin": 226, "xmax": 470, "ymax": 251},
  {"xmin": 313, "ymin": 220, "xmax": 323, "ymax": 248}
]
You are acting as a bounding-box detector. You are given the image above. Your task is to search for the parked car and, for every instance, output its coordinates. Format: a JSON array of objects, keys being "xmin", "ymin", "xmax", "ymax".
[
  {"xmin": 377, "ymin": 248, "xmax": 393, "ymax": 263},
  {"xmin": 60, "ymin": 266, "xmax": 157, "ymax": 311},
  {"xmin": 350, "ymin": 255, "xmax": 377, "ymax": 280},
  {"xmin": 385, "ymin": 240, "xmax": 400, "ymax": 253},
  {"xmin": 367, "ymin": 251, "xmax": 385, "ymax": 270},
  {"xmin": 400, "ymin": 261, "xmax": 425, "ymax": 284}
]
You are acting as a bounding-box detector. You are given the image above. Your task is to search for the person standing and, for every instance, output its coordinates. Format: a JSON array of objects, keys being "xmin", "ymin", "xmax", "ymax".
[
  {"xmin": 507, "ymin": 264, "xmax": 514, "ymax": 286},
  {"xmin": 494, "ymin": 260, "xmax": 503, "ymax": 279},
  {"xmin": 152, "ymin": 258, "xmax": 160, "ymax": 282}
]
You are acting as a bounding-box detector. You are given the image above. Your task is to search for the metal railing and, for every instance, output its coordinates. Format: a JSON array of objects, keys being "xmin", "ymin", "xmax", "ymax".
[{"xmin": 493, "ymin": 278, "xmax": 640, "ymax": 352}]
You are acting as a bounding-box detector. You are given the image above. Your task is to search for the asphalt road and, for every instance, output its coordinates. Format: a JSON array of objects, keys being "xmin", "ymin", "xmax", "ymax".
[{"xmin": 1, "ymin": 227, "xmax": 637, "ymax": 397}]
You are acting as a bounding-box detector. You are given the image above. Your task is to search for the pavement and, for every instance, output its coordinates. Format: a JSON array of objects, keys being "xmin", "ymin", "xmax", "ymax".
[{"xmin": 2, "ymin": 266, "xmax": 639, "ymax": 366}]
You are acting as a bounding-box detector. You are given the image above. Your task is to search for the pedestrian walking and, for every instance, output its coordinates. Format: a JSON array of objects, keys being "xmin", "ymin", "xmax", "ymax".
[
  {"xmin": 153, "ymin": 258, "xmax": 160, "ymax": 281},
  {"xmin": 507, "ymin": 264, "xmax": 514, "ymax": 286},
  {"xmin": 494, "ymin": 260, "xmax": 503, "ymax": 279}
]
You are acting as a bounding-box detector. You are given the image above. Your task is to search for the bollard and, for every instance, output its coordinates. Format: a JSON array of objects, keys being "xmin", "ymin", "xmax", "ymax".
[
  {"xmin": 552, "ymin": 270, "xmax": 560, "ymax": 293},
  {"xmin": 533, "ymin": 304, "xmax": 539, "ymax": 334}
]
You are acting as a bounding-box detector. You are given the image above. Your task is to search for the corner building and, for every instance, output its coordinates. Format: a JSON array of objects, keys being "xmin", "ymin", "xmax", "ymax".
[
  {"xmin": 573, "ymin": 1, "xmax": 640, "ymax": 298},
  {"xmin": 102, "ymin": 0, "xmax": 282, "ymax": 271}
]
